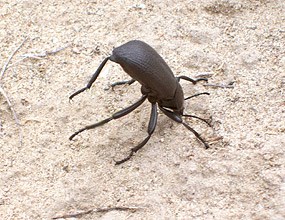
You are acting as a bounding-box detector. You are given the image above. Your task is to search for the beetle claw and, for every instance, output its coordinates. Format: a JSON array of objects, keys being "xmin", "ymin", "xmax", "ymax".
[{"xmin": 115, "ymin": 152, "xmax": 134, "ymax": 165}]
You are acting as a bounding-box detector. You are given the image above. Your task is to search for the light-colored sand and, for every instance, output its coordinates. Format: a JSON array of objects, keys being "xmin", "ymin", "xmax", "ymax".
[{"xmin": 1, "ymin": 0, "xmax": 284, "ymax": 219}]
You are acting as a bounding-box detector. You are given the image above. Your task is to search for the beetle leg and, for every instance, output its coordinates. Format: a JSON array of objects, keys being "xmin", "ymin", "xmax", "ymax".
[
  {"xmin": 115, "ymin": 103, "xmax": 158, "ymax": 165},
  {"xmin": 182, "ymin": 122, "xmax": 209, "ymax": 149},
  {"xmin": 159, "ymin": 106, "xmax": 209, "ymax": 149},
  {"xmin": 69, "ymin": 57, "xmax": 110, "ymax": 100},
  {"xmin": 176, "ymin": 75, "xmax": 208, "ymax": 84},
  {"xmin": 182, "ymin": 114, "xmax": 211, "ymax": 127},
  {"xmin": 110, "ymin": 79, "xmax": 136, "ymax": 89},
  {"xmin": 69, "ymin": 95, "xmax": 147, "ymax": 140},
  {"xmin": 184, "ymin": 92, "xmax": 210, "ymax": 100}
]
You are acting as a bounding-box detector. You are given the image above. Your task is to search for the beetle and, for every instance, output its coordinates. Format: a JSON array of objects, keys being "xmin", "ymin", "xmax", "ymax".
[{"xmin": 69, "ymin": 40, "xmax": 210, "ymax": 165}]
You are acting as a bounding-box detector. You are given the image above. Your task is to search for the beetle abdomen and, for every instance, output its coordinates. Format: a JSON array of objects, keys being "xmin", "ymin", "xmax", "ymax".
[{"xmin": 110, "ymin": 40, "xmax": 177, "ymax": 99}]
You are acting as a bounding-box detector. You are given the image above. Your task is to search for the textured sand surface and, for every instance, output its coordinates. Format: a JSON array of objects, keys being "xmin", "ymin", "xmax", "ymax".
[{"xmin": 0, "ymin": 0, "xmax": 284, "ymax": 219}]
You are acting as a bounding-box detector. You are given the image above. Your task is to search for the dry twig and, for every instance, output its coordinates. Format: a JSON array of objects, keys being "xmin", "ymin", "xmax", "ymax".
[
  {"xmin": 20, "ymin": 45, "xmax": 69, "ymax": 59},
  {"xmin": 52, "ymin": 206, "xmax": 141, "ymax": 219},
  {"xmin": 7, "ymin": 45, "xmax": 69, "ymax": 69},
  {"xmin": 204, "ymin": 82, "xmax": 234, "ymax": 89},
  {"xmin": 0, "ymin": 37, "xmax": 27, "ymax": 144},
  {"xmin": 0, "ymin": 37, "xmax": 28, "ymax": 80}
]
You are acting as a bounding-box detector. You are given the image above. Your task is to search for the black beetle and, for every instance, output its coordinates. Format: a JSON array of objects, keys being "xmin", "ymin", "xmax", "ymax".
[{"xmin": 69, "ymin": 40, "xmax": 210, "ymax": 164}]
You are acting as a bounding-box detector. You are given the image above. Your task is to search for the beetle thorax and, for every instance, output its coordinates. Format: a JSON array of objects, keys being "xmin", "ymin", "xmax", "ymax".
[{"xmin": 141, "ymin": 82, "xmax": 184, "ymax": 115}]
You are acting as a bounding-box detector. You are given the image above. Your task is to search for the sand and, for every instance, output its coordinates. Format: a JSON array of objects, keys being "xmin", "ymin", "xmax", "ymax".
[{"xmin": 0, "ymin": 0, "xmax": 284, "ymax": 219}]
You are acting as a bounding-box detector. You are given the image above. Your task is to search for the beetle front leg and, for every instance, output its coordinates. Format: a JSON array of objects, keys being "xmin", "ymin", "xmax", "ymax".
[
  {"xmin": 69, "ymin": 95, "xmax": 147, "ymax": 140},
  {"xmin": 182, "ymin": 114, "xmax": 211, "ymax": 127},
  {"xmin": 184, "ymin": 92, "xmax": 210, "ymax": 100},
  {"xmin": 159, "ymin": 106, "xmax": 209, "ymax": 149},
  {"xmin": 176, "ymin": 75, "xmax": 208, "ymax": 84},
  {"xmin": 69, "ymin": 57, "xmax": 110, "ymax": 100},
  {"xmin": 115, "ymin": 103, "xmax": 158, "ymax": 165}
]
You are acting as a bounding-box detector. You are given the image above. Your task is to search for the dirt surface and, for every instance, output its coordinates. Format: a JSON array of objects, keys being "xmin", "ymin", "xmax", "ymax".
[{"xmin": 0, "ymin": 0, "xmax": 284, "ymax": 219}]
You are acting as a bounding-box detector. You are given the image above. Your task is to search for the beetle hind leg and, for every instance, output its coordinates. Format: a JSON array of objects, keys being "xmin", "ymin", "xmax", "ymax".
[
  {"xmin": 115, "ymin": 103, "xmax": 158, "ymax": 165},
  {"xmin": 70, "ymin": 57, "xmax": 110, "ymax": 100}
]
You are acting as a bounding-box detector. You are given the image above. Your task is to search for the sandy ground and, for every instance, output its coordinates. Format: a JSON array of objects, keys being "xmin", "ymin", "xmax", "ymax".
[{"xmin": 0, "ymin": 0, "xmax": 284, "ymax": 219}]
